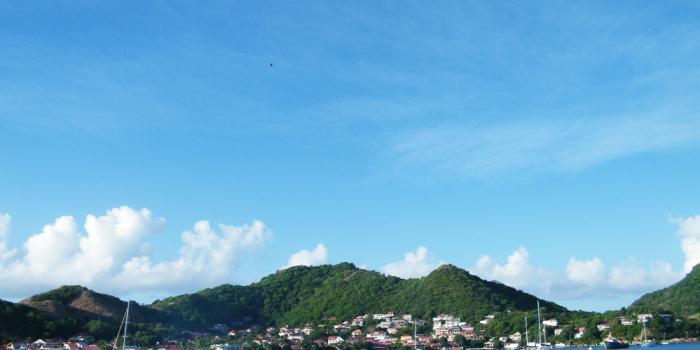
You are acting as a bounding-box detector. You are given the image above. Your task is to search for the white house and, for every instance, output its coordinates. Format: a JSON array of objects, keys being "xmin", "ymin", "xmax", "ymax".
[
  {"xmin": 211, "ymin": 344, "xmax": 232, "ymax": 350},
  {"xmin": 334, "ymin": 324, "xmax": 350, "ymax": 333},
  {"xmin": 278, "ymin": 326, "xmax": 292, "ymax": 337},
  {"xmin": 287, "ymin": 334, "xmax": 304, "ymax": 342},
  {"xmin": 302, "ymin": 325, "xmax": 315, "ymax": 335},
  {"xmin": 433, "ymin": 314, "xmax": 465, "ymax": 330},
  {"xmin": 328, "ymin": 336, "xmax": 344, "ymax": 345},
  {"xmin": 373, "ymin": 312, "xmax": 395, "ymax": 320},
  {"xmin": 39, "ymin": 343, "xmax": 64, "ymax": 350},
  {"xmin": 509, "ymin": 332, "xmax": 522, "ymax": 342},
  {"xmin": 619, "ymin": 318, "xmax": 635, "ymax": 326},
  {"xmin": 368, "ymin": 330, "xmax": 387, "ymax": 342},
  {"xmin": 379, "ymin": 320, "xmax": 395, "ymax": 329},
  {"xmin": 637, "ymin": 314, "xmax": 653, "ymax": 323},
  {"xmin": 543, "ymin": 319, "xmax": 559, "ymax": 327}
]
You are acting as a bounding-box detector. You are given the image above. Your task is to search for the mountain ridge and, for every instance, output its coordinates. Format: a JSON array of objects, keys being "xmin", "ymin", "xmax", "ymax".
[
  {"xmin": 4, "ymin": 262, "xmax": 699, "ymax": 343},
  {"xmin": 20, "ymin": 285, "xmax": 162, "ymax": 324},
  {"xmin": 151, "ymin": 262, "xmax": 566, "ymax": 328}
]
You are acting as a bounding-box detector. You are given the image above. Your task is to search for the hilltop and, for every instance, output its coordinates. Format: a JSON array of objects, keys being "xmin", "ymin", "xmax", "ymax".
[
  {"xmin": 8, "ymin": 262, "xmax": 699, "ymax": 344},
  {"xmin": 152, "ymin": 263, "xmax": 565, "ymax": 328},
  {"xmin": 630, "ymin": 264, "xmax": 700, "ymax": 319},
  {"xmin": 21, "ymin": 285, "xmax": 162, "ymax": 324}
]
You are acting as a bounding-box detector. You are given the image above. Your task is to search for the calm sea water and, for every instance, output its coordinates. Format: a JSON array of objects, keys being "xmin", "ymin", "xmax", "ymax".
[{"xmin": 567, "ymin": 344, "xmax": 700, "ymax": 350}]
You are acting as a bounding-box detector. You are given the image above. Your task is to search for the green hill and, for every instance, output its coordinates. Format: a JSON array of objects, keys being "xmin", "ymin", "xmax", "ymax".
[
  {"xmin": 630, "ymin": 264, "xmax": 700, "ymax": 319},
  {"xmin": 21, "ymin": 285, "xmax": 161, "ymax": 324},
  {"xmin": 0, "ymin": 298, "xmax": 61, "ymax": 341},
  {"xmin": 1, "ymin": 286, "xmax": 172, "ymax": 343},
  {"xmin": 5, "ymin": 262, "xmax": 700, "ymax": 344},
  {"xmin": 152, "ymin": 263, "xmax": 565, "ymax": 328}
]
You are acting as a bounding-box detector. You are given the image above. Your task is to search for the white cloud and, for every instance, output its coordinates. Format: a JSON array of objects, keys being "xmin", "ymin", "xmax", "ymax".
[
  {"xmin": 286, "ymin": 243, "xmax": 328, "ymax": 268},
  {"xmin": 607, "ymin": 261, "xmax": 683, "ymax": 292},
  {"xmin": 473, "ymin": 247, "xmax": 543, "ymax": 290},
  {"xmin": 470, "ymin": 247, "xmax": 683, "ymax": 307},
  {"xmin": 672, "ymin": 215, "xmax": 700, "ymax": 273},
  {"xmin": 113, "ymin": 219, "xmax": 270, "ymax": 291},
  {"xmin": 392, "ymin": 115, "xmax": 700, "ymax": 178},
  {"xmin": 566, "ymin": 257, "xmax": 605, "ymax": 287},
  {"xmin": 0, "ymin": 206, "xmax": 271, "ymax": 298},
  {"xmin": 382, "ymin": 246, "xmax": 439, "ymax": 279}
]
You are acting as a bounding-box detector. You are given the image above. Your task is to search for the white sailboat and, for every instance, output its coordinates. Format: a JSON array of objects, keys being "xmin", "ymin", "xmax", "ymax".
[
  {"xmin": 113, "ymin": 301, "xmax": 139, "ymax": 350},
  {"xmin": 640, "ymin": 320, "xmax": 655, "ymax": 347},
  {"xmin": 534, "ymin": 301, "xmax": 552, "ymax": 350},
  {"xmin": 525, "ymin": 316, "xmax": 530, "ymax": 348}
]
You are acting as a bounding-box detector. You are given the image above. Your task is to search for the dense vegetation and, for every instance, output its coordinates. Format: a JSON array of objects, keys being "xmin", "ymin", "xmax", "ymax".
[
  {"xmin": 630, "ymin": 264, "xmax": 700, "ymax": 319},
  {"xmin": 153, "ymin": 263, "xmax": 564, "ymax": 328},
  {"xmin": 2, "ymin": 286, "xmax": 176, "ymax": 345},
  {"xmin": 2, "ymin": 263, "xmax": 699, "ymax": 345},
  {"xmin": 24, "ymin": 285, "xmax": 163, "ymax": 323},
  {"xmin": 0, "ymin": 298, "xmax": 80, "ymax": 340}
]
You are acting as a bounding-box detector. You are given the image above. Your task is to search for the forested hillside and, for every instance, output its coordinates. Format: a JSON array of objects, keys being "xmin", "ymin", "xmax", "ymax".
[
  {"xmin": 152, "ymin": 263, "xmax": 564, "ymax": 327},
  {"xmin": 630, "ymin": 264, "xmax": 700, "ymax": 319}
]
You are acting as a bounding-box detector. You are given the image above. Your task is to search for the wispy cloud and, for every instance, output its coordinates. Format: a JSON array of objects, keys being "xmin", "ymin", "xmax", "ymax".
[{"xmin": 391, "ymin": 114, "xmax": 700, "ymax": 179}]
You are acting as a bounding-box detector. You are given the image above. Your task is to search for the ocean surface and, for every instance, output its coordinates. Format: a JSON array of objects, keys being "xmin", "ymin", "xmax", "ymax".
[{"xmin": 567, "ymin": 345, "xmax": 700, "ymax": 350}]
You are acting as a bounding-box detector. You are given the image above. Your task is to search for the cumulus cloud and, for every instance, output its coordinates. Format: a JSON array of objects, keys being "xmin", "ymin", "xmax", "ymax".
[
  {"xmin": 286, "ymin": 243, "xmax": 328, "ymax": 268},
  {"xmin": 470, "ymin": 248, "xmax": 682, "ymax": 305},
  {"xmin": 114, "ymin": 219, "xmax": 270, "ymax": 290},
  {"xmin": 566, "ymin": 257, "xmax": 605, "ymax": 287},
  {"xmin": 0, "ymin": 206, "xmax": 271, "ymax": 298},
  {"xmin": 473, "ymin": 247, "xmax": 549, "ymax": 290},
  {"xmin": 672, "ymin": 215, "xmax": 700, "ymax": 273},
  {"xmin": 607, "ymin": 261, "xmax": 683, "ymax": 292},
  {"xmin": 383, "ymin": 246, "xmax": 439, "ymax": 279}
]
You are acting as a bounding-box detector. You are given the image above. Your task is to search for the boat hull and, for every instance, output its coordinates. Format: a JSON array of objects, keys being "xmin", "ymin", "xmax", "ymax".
[{"xmin": 603, "ymin": 341, "xmax": 629, "ymax": 350}]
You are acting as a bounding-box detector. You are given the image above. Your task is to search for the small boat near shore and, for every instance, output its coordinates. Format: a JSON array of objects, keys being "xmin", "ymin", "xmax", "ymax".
[
  {"xmin": 640, "ymin": 319, "xmax": 655, "ymax": 347},
  {"xmin": 505, "ymin": 343, "xmax": 521, "ymax": 350},
  {"xmin": 603, "ymin": 335, "xmax": 629, "ymax": 349}
]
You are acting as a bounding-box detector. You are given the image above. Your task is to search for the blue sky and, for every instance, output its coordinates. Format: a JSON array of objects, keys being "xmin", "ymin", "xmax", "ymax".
[{"xmin": 2, "ymin": 1, "xmax": 700, "ymax": 312}]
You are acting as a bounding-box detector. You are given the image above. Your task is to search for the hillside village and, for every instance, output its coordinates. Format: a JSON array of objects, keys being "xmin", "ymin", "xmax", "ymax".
[
  {"xmin": 3, "ymin": 264, "xmax": 700, "ymax": 350},
  {"xmin": 5, "ymin": 310, "xmax": 696, "ymax": 350}
]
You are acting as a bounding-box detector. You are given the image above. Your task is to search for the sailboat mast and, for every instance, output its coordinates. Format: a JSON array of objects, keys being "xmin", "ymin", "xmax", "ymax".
[
  {"xmin": 122, "ymin": 301, "xmax": 130, "ymax": 350},
  {"xmin": 543, "ymin": 323, "xmax": 547, "ymax": 345},
  {"xmin": 537, "ymin": 301, "xmax": 542, "ymax": 345},
  {"xmin": 525, "ymin": 316, "xmax": 529, "ymax": 346}
]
